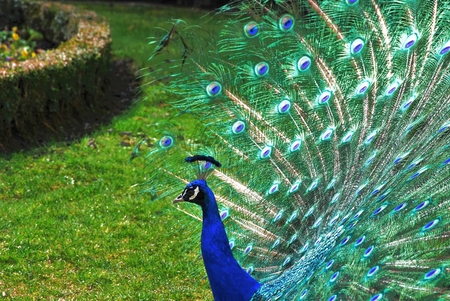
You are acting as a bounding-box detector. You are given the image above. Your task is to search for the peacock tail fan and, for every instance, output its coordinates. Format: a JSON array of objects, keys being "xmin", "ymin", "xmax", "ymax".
[{"xmin": 133, "ymin": 0, "xmax": 450, "ymax": 300}]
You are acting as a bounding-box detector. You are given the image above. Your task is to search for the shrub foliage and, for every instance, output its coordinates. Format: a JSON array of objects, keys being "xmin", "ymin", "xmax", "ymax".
[{"xmin": 0, "ymin": 0, "xmax": 111, "ymax": 143}]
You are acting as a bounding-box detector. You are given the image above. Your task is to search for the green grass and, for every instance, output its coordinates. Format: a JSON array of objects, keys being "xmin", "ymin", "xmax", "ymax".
[
  {"xmin": 0, "ymin": 2, "xmax": 217, "ymax": 299},
  {"xmin": 67, "ymin": 2, "xmax": 219, "ymax": 68}
]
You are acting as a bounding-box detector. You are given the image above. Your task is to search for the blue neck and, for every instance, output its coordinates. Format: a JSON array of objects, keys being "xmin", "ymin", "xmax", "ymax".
[{"xmin": 200, "ymin": 187, "xmax": 261, "ymax": 301}]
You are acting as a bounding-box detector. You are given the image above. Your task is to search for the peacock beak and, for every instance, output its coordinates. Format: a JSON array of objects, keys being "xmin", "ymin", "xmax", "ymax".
[{"xmin": 173, "ymin": 195, "xmax": 184, "ymax": 204}]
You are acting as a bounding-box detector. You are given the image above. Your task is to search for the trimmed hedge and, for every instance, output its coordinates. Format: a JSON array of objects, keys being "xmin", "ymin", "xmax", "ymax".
[{"xmin": 0, "ymin": 0, "xmax": 111, "ymax": 143}]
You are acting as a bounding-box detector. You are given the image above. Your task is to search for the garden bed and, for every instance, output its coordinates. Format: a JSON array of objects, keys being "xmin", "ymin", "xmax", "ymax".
[{"xmin": 0, "ymin": 0, "xmax": 112, "ymax": 150}]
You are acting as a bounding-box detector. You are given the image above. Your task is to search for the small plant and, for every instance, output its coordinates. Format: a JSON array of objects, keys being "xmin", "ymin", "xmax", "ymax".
[{"xmin": 0, "ymin": 26, "xmax": 39, "ymax": 62}]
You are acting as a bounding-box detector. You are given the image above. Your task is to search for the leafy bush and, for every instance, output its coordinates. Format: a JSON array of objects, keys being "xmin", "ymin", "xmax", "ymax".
[
  {"xmin": 0, "ymin": 26, "xmax": 39, "ymax": 62},
  {"xmin": 0, "ymin": 0, "xmax": 111, "ymax": 143}
]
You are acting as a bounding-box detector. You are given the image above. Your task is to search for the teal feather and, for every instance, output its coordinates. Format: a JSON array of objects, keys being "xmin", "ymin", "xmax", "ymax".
[{"xmin": 133, "ymin": 0, "xmax": 450, "ymax": 300}]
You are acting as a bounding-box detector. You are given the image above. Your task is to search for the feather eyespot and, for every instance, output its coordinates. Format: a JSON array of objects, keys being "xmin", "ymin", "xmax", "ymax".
[
  {"xmin": 365, "ymin": 131, "xmax": 377, "ymax": 144},
  {"xmin": 393, "ymin": 202, "xmax": 407, "ymax": 212},
  {"xmin": 331, "ymin": 193, "xmax": 340, "ymax": 204},
  {"xmin": 289, "ymin": 182, "xmax": 300, "ymax": 193},
  {"xmin": 255, "ymin": 62, "xmax": 269, "ymax": 76},
  {"xmin": 372, "ymin": 205, "xmax": 386, "ymax": 215},
  {"xmin": 367, "ymin": 266, "xmax": 379, "ymax": 277},
  {"xmin": 342, "ymin": 131, "xmax": 354, "ymax": 143},
  {"xmin": 356, "ymin": 80, "xmax": 371, "ymax": 95},
  {"xmin": 355, "ymin": 236, "xmax": 365, "ymax": 246},
  {"xmin": 401, "ymin": 95, "xmax": 416, "ymax": 111},
  {"xmin": 301, "ymin": 242, "xmax": 309, "ymax": 252},
  {"xmin": 346, "ymin": 0, "xmax": 359, "ymax": 4},
  {"xmin": 220, "ymin": 209, "xmax": 229, "ymax": 220},
  {"xmin": 160, "ymin": 136, "xmax": 174, "ymax": 148},
  {"xmin": 340, "ymin": 236, "xmax": 350, "ymax": 245},
  {"xmin": 318, "ymin": 90, "xmax": 332, "ymax": 104},
  {"xmin": 312, "ymin": 216, "xmax": 322, "ymax": 228},
  {"xmin": 305, "ymin": 206, "xmax": 314, "ymax": 217},
  {"xmin": 422, "ymin": 219, "xmax": 439, "ymax": 231},
  {"xmin": 244, "ymin": 22, "xmax": 259, "ymax": 37},
  {"xmin": 424, "ymin": 268, "xmax": 441, "ymax": 280},
  {"xmin": 329, "ymin": 214, "xmax": 339, "ymax": 225},
  {"xmin": 279, "ymin": 15, "xmax": 294, "ymax": 31},
  {"xmin": 268, "ymin": 183, "xmax": 279, "ymax": 194},
  {"xmin": 351, "ymin": 38, "xmax": 364, "ymax": 55},
  {"xmin": 386, "ymin": 81, "xmax": 399, "ymax": 96},
  {"xmin": 330, "ymin": 272, "xmax": 339, "ymax": 282},
  {"xmin": 370, "ymin": 294, "xmax": 383, "ymax": 301},
  {"xmin": 297, "ymin": 56, "xmax": 311, "ymax": 71},
  {"xmin": 260, "ymin": 145, "xmax": 272, "ymax": 158},
  {"xmin": 321, "ymin": 128, "xmax": 333, "ymax": 140},
  {"xmin": 439, "ymin": 40, "xmax": 450, "ymax": 55},
  {"xmin": 290, "ymin": 140, "xmax": 301, "ymax": 152},
  {"xmin": 232, "ymin": 121, "xmax": 245, "ymax": 134},
  {"xmin": 289, "ymin": 234, "xmax": 297, "ymax": 244},
  {"xmin": 274, "ymin": 211, "xmax": 283, "ymax": 222},
  {"xmin": 364, "ymin": 245, "xmax": 374, "ymax": 257},
  {"xmin": 403, "ymin": 33, "xmax": 418, "ymax": 50},
  {"xmin": 206, "ymin": 82, "xmax": 222, "ymax": 96},
  {"xmin": 277, "ymin": 99, "xmax": 291, "ymax": 113},
  {"xmin": 326, "ymin": 260, "xmax": 334, "ymax": 269},
  {"xmin": 288, "ymin": 211, "xmax": 297, "ymax": 222}
]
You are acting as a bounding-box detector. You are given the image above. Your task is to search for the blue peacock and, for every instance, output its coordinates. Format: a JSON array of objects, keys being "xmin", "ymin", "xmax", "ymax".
[{"xmin": 131, "ymin": 0, "xmax": 450, "ymax": 300}]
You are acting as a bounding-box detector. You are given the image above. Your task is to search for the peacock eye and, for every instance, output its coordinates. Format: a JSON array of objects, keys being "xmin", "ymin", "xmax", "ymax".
[
  {"xmin": 403, "ymin": 33, "xmax": 418, "ymax": 50},
  {"xmin": 318, "ymin": 90, "xmax": 332, "ymax": 104},
  {"xmin": 244, "ymin": 22, "xmax": 259, "ymax": 37},
  {"xmin": 290, "ymin": 140, "xmax": 302, "ymax": 152},
  {"xmin": 346, "ymin": 0, "xmax": 359, "ymax": 5},
  {"xmin": 277, "ymin": 99, "xmax": 291, "ymax": 113},
  {"xmin": 207, "ymin": 82, "xmax": 222, "ymax": 96},
  {"xmin": 351, "ymin": 38, "xmax": 365, "ymax": 55},
  {"xmin": 279, "ymin": 15, "xmax": 295, "ymax": 31},
  {"xmin": 439, "ymin": 40, "xmax": 450, "ymax": 55},
  {"xmin": 255, "ymin": 62, "xmax": 269, "ymax": 77},
  {"xmin": 160, "ymin": 136, "xmax": 174, "ymax": 148},
  {"xmin": 232, "ymin": 120, "xmax": 245, "ymax": 134},
  {"xmin": 297, "ymin": 56, "xmax": 311, "ymax": 71},
  {"xmin": 183, "ymin": 186, "xmax": 200, "ymax": 200},
  {"xmin": 321, "ymin": 128, "xmax": 333, "ymax": 140},
  {"xmin": 356, "ymin": 79, "xmax": 371, "ymax": 95},
  {"xmin": 424, "ymin": 268, "xmax": 441, "ymax": 280},
  {"xmin": 386, "ymin": 81, "xmax": 399, "ymax": 96},
  {"xmin": 260, "ymin": 145, "xmax": 272, "ymax": 158}
]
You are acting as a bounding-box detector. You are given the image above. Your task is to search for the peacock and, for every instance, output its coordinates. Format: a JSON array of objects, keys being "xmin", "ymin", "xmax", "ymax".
[{"xmin": 131, "ymin": 0, "xmax": 450, "ymax": 300}]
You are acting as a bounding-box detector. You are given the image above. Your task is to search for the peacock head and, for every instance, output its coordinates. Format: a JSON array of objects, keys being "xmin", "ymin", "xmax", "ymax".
[
  {"xmin": 172, "ymin": 155, "xmax": 222, "ymax": 207},
  {"xmin": 173, "ymin": 179, "xmax": 207, "ymax": 206}
]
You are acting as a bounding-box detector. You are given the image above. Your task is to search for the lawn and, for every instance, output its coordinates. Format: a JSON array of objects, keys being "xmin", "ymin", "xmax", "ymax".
[{"xmin": 0, "ymin": 2, "xmax": 219, "ymax": 299}]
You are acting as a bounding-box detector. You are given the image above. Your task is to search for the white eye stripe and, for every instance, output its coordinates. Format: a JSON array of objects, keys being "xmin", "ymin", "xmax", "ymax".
[{"xmin": 190, "ymin": 186, "xmax": 200, "ymax": 200}]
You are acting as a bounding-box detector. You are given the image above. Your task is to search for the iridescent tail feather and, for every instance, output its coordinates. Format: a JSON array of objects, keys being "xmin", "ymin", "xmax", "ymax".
[{"xmin": 133, "ymin": 0, "xmax": 450, "ymax": 299}]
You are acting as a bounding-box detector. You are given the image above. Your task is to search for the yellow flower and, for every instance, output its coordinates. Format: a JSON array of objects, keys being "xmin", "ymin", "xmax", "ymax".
[
  {"xmin": 22, "ymin": 49, "xmax": 29, "ymax": 57},
  {"xmin": 32, "ymin": 52, "xmax": 36, "ymax": 58},
  {"xmin": 12, "ymin": 33, "xmax": 19, "ymax": 40},
  {"xmin": 13, "ymin": 27, "xmax": 18, "ymax": 32}
]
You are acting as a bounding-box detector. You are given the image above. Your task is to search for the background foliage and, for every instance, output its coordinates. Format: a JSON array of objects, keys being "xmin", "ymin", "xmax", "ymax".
[
  {"xmin": 0, "ymin": 0, "xmax": 111, "ymax": 145},
  {"xmin": 0, "ymin": 2, "xmax": 224, "ymax": 299}
]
